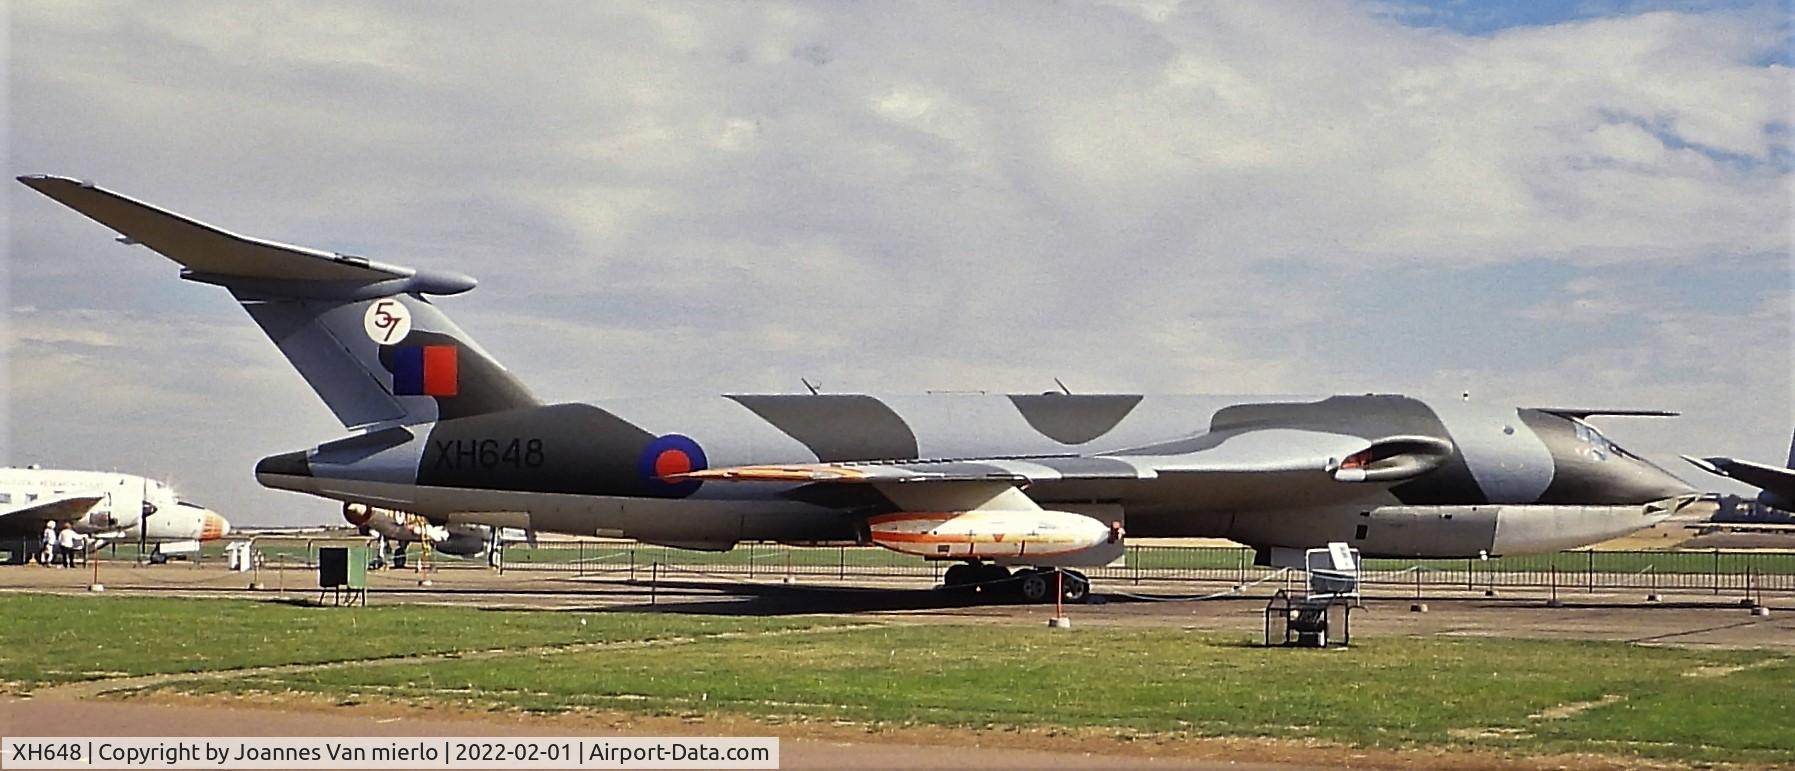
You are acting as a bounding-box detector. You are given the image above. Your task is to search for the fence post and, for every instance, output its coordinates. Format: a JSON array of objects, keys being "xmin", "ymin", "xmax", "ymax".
[
  {"xmin": 1713, "ymin": 550, "xmax": 1721, "ymax": 596},
  {"xmin": 650, "ymin": 561, "xmax": 658, "ymax": 606},
  {"xmin": 578, "ymin": 539, "xmax": 585, "ymax": 577},
  {"xmin": 838, "ymin": 546, "xmax": 846, "ymax": 580},
  {"xmin": 1587, "ymin": 550, "xmax": 1595, "ymax": 594},
  {"xmin": 629, "ymin": 548, "xmax": 636, "ymax": 582}
]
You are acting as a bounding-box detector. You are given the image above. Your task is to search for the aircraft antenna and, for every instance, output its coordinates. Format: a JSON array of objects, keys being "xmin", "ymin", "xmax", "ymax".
[
  {"xmin": 802, "ymin": 378, "xmax": 821, "ymax": 395},
  {"xmin": 1054, "ymin": 378, "xmax": 1072, "ymax": 395}
]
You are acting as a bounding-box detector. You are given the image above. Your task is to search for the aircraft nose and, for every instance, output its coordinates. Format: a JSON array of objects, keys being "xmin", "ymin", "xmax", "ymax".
[
  {"xmin": 255, "ymin": 450, "xmax": 317, "ymax": 495},
  {"xmin": 201, "ymin": 510, "xmax": 230, "ymax": 541}
]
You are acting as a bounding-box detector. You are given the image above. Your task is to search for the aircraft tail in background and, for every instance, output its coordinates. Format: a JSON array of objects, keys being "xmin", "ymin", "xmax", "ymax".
[{"xmin": 1681, "ymin": 429, "xmax": 1795, "ymax": 512}]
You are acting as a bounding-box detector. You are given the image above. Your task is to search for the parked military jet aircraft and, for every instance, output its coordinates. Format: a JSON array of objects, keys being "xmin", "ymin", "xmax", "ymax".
[
  {"xmin": 0, "ymin": 466, "xmax": 231, "ymax": 562},
  {"xmin": 344, "ymin": 502, "xmax": 491, "ymax": 557},
  {"xmin": 20, "ymin": 175, "xmax": 1699, "ymax": 600},
  {"xmin": 1683, "ymin": 431, "xmax": 1795, "ymax": 512}
]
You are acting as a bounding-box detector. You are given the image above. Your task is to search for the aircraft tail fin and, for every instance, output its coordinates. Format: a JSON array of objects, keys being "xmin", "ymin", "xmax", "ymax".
[{"xmin": 19, "ymin": 175, "xmax": 538, "ymax": 429}]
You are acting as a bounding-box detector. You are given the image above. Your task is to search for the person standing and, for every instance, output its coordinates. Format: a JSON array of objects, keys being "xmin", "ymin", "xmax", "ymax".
[
  {"xmin": 40, "ymin": 520, "xmax": 57, "ymax": 566},
  {"xmin": 57, "ymin": 523, "xmax": 78, "ymax": 568}
]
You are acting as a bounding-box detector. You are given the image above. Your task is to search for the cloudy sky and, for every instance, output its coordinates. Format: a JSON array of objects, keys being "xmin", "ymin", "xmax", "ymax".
[{"xmin": 6, "ymin": 0, "xmax": 1791, "ymax": 526}]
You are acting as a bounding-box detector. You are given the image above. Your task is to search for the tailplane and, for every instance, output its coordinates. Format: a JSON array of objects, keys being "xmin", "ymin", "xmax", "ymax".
[{"xmin": 19, "ymin": 175, "xmax": 537, "ymax": 429}]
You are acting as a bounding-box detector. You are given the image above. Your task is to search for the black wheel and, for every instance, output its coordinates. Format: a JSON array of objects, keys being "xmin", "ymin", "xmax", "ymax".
[
  {"xmin": 1061, "ymin": 571, "xmax": 1091, "ymax": 603},
  {"xmin": 1017, "ymin": 571, "xmax": 1052, "ymax": 603},
  {"xmin": 973, "ymin": 564, "xmax": 1012, "ymax": 593},
  {"xmin": 943, "ymin": 563, "xmax": 976, "ymax": 587}
]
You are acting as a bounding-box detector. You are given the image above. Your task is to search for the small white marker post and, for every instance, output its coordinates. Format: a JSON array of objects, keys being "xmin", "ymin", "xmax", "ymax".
[
  {"xmin": 417, "ymin": 543, "xmax": 434, "ymax": 587},
  {"xmin": 87, "ymin": 550, "xmax": 104, "ymax": 593},
  {"xmin": 1047, "ymin": 570, "xmax": 1071, "ymax": 629},
  {"xmin": 247, "ymin": 541, "xmax": 265, "ymax": 590}
]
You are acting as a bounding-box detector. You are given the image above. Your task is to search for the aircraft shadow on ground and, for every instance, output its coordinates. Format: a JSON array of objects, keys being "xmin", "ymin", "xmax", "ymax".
[{"xmin": 517, "ymin": 577, "xmax": 1225, "ymax": 615}]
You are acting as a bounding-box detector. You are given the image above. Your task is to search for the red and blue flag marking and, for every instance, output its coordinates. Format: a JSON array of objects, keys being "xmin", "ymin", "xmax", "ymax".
[{"xmin": 393, "ymin": 345, "xmax": 459, "ymax": 397}]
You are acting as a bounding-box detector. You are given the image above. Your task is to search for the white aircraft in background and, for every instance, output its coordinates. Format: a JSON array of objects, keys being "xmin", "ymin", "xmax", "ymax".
[{"xmin": 0, "ymin": 466, "xmax": 231, "ymax": 563}]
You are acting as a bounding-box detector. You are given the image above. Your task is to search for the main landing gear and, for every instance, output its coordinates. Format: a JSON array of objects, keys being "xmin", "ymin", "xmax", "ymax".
[{"xmin": 941, "ymin": 562, "xmax": 1090, "ymax": 603}]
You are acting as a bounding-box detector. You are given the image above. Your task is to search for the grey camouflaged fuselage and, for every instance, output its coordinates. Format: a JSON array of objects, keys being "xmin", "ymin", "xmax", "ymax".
[{"xmin": 260, "ymin": 392, "xmax": 1694, "ymax": 557}]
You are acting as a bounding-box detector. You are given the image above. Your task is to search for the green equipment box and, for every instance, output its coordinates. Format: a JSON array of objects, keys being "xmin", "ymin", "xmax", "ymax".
[{"xmin": 317, "ymin": 546, "xmax": 369, "ymax": 605}]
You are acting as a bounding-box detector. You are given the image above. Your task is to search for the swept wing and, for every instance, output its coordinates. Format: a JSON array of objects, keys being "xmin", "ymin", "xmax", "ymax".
[{"xmin": 671, "ymin": 430, "xmax": 1454, "ymax": 487}]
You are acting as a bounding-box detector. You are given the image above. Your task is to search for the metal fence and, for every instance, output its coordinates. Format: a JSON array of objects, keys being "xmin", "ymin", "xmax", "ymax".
[
  {"xmin": 488, "ymin": 541, "xmax": 1795, "ymax": 595},
  {"xmin": 68, "ymin": 537, "xmax": 1790, "ymax": 596}
]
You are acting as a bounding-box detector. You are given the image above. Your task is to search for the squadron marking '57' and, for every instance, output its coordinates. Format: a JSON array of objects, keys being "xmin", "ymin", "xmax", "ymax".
[{"xmin": 21, "ymin": 176, "xmax": 1698, "ymax": 601}]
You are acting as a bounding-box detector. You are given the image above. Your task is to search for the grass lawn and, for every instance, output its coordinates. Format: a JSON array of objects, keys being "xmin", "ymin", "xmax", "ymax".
[
  {"xmin": 0, "ymin": 594, "xmax": 825, "ymax": 688},
  {"xmin": 168, "ymin": 624, "xmax": 1794, "ymax": 765}
]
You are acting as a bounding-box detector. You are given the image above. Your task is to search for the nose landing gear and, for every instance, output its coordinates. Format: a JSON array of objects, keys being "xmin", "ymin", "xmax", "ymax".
[{"xmin": 942, "ymin": 562, "xmax": 1090, "ymax": 603}]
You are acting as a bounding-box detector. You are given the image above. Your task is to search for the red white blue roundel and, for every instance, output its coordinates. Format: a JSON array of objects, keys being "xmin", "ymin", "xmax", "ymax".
[{"xmin": 639, "ymin": 434, "xmax": 707, "ymax": 497}]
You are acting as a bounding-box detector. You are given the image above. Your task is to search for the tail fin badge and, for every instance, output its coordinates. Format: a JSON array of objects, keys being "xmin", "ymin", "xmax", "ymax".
[
  {"xmin": 364, "ymin": 298, "xmax": 413, "ymax": 344},
  {"xmin": 393, "ymin": 345, "xmax": 459, "ymax": 396}
]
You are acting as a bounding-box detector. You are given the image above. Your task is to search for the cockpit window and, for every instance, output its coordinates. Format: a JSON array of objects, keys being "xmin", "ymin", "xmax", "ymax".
[{"xmin": 1572, "ymin": 421, "xmax": 1612, "ymax": 462}]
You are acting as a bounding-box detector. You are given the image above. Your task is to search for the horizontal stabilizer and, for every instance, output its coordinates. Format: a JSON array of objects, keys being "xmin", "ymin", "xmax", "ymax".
[{"xmin": 17, "ymin": 175, "xmax": 474, "ymax": 296}]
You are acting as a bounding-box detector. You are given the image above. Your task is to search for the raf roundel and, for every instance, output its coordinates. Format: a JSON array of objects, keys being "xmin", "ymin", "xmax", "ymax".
[
  {"xmin": 363, "ymin": 298, "xmax": 412, "ymax": 344},
  {"xmin": 638, "ymin": 434, "xmax": 708, "ymax": 497}
]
